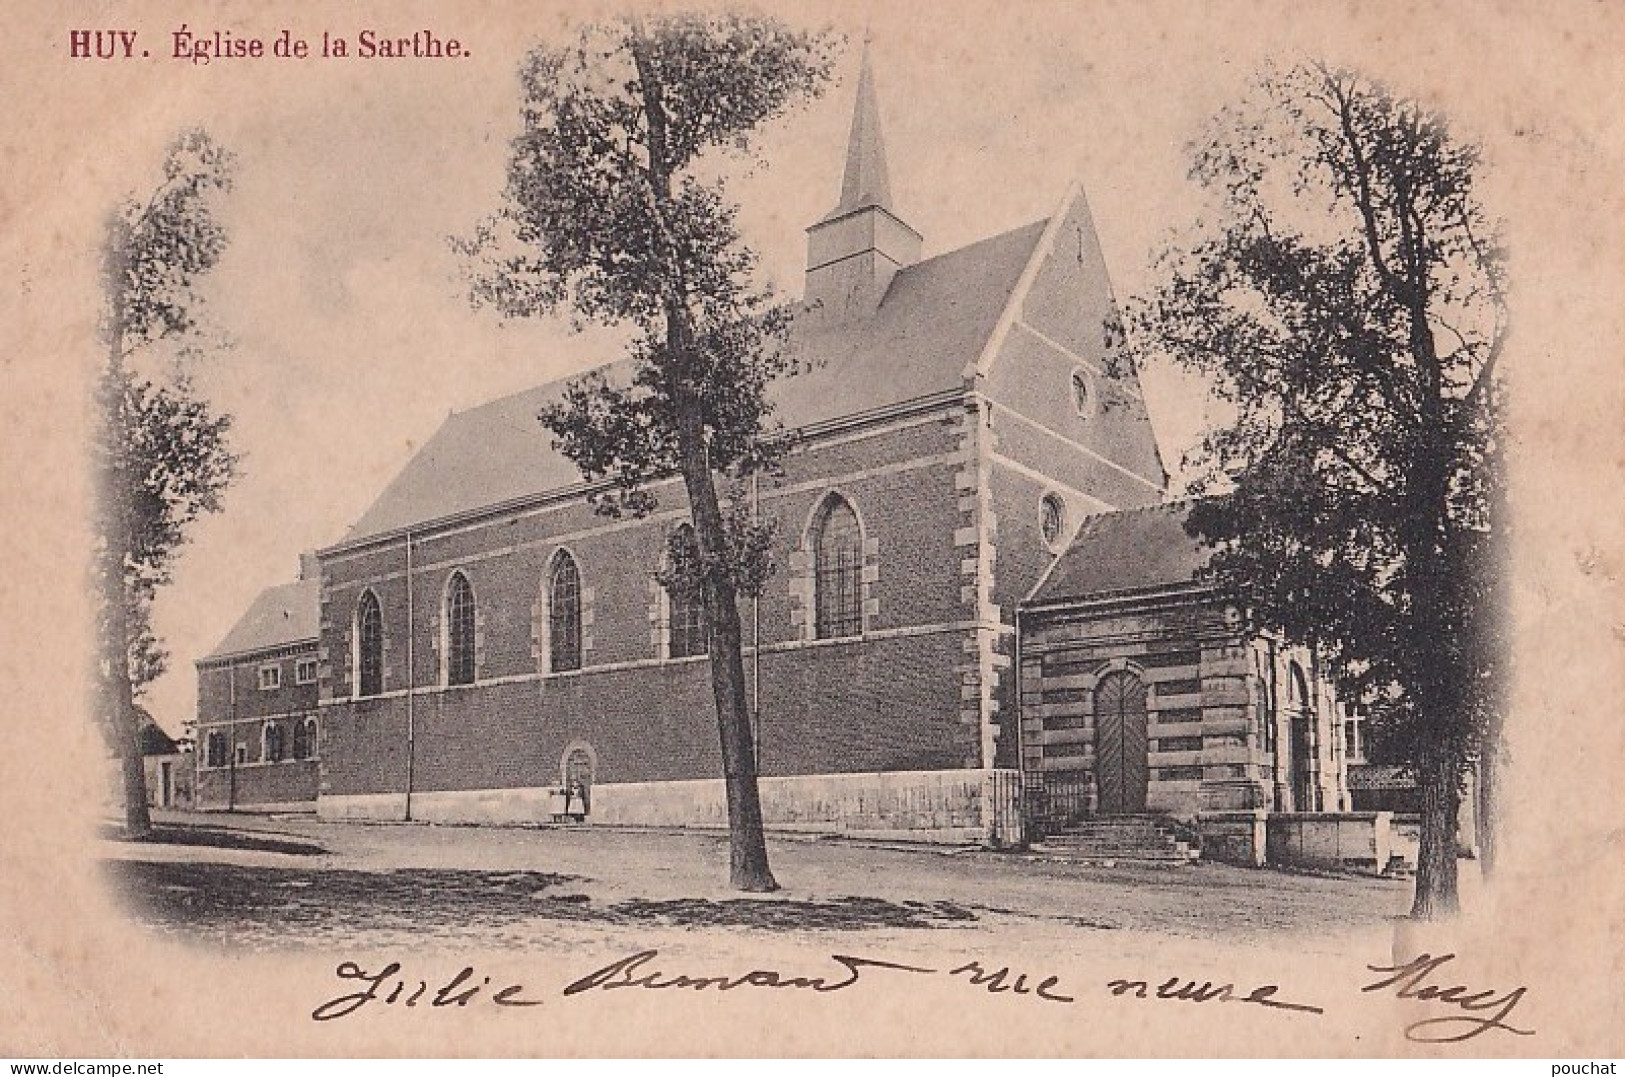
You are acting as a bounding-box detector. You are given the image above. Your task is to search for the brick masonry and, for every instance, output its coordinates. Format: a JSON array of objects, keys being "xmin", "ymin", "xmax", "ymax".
[
  {"xmin": 314, "ymin": 413, "xmax": 985, "ymax": 820},
  {"xmin": 195, "ymin": 645, "xmax": 321, "ymax": 810}
]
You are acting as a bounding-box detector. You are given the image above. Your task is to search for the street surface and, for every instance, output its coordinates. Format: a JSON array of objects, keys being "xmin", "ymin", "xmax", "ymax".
[{"xmin": 101, "ymin": 811, "xmax": 1412, "ymax": 958}]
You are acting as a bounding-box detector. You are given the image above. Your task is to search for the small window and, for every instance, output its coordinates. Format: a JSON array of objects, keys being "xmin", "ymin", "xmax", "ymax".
[
  {"xmin": 205, "ymin": 731, "xmax": 227, "ymax": 769},
  {"xmin": 292, "ymin": 716, "xmax": 317, "ymax": 761},
  {"xmin": 1070, "ymin": 369, "xmax": 1094, "ymax": 418},
  {"xmin": 1040, "ymin": 493, "xmax": 1067, "ymax": 550},
  {"xmin": 263, "ymin": 722, "xmax": 285, "ymax": 764},
  {"xmin": 295, "ymin": 657, "xmax": 318, "ymax": 684},
  {"xmin": 257, "ymin": 664, "xmax": 282, "ymax": 691},
  {"xmin": 234, "ymin": 744, "xmax": 248, "ymax": 766},
  {"xmin": 1344, "ymin": 704, "xmax": 1368, "ymax": 763}
]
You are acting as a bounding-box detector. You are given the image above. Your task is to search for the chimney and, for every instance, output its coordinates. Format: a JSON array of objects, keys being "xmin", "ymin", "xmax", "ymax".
[
  {"xmin": 803, "ymin": 42, "xmax": 921, "ymax": 324},
  {"xmin": 299, "ymin": 550, "xmax": 319, "ymax": 582}
]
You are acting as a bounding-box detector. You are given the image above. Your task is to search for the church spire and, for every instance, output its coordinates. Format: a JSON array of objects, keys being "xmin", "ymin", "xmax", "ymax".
[
  {"xmin": 823, "ymin": 40, "xmax": 893, "ymax": 222},
  {"xmin": 803, "ymin": 40, "xmax": 921, "ymax": 323}
]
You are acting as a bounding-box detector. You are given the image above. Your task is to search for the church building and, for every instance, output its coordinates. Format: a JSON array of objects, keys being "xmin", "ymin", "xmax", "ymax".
[{"xmin": 194, "ymin": 56, "xmax": 1351, "ymax": 857}]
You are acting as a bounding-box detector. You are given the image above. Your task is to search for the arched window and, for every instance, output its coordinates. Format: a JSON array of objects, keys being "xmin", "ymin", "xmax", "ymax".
[
  {"xmin": 1070, "ymin": 369, "xmax": 1094, "ymax": 418},
  {"xmin": 666, "ymin": 525, "xmax": 707, "ymax": 659},
  {"xmin": 549, "ymin": 552, "xmax": 582, "ymax": 673},
  {"xmin": 263, "ymin": 722, "xmax": 285, "ymax": 764},
  {"xmin": 292, "ymin": 715, "xmax": 317, "ymax": 761},
  {"xmin": 1286, "ymin": 661, "xmax": 1316, "ymax": 811},
  {"xmin": 1040, "ymin": 493, "xmax": 1067, "ymax": 549},
  {"xmin": 813, "ymin": 495, "xmax": 863, "ymax": 639},
  {"xmin": 356, "ymin": 591, "xmax": 384, "ymax": 697},
  {"xmin": 444, "ymin": 571, "xmax": 476, "ymax": 686}
]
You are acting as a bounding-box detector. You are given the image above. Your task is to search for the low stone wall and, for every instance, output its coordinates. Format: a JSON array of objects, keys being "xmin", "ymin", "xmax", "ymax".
[
  {"xmin": 1266, "ymin": 811, "xmax": 1393, "ymax": 871},
  {"xmin": 1196, "ymin": 809, "xmax": 1268, "ymax": 867},
  {"xmin": 320, "ymin": 768, "xmax": 1020, "ymax": 844},
  {"xmin": 1389, "ymin": 814, "xmax": 1420, "ymax": 870}
]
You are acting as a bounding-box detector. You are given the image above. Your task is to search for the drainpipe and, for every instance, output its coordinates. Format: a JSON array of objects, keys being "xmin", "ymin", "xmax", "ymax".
[
  {"xmin": 404, "ymin": 529, "xmax": 416, "ymax": 822},
  {"xmin": 1011, "ymin": 605, "xmax": 1026, "ymax": 846},
  {"xmin": 227, "ymin": 660, "xmax": 237, "ymax": 811},
  {"xmin": 1267, "ymin": 637, "xmax": 1282, "ymax": 811}
]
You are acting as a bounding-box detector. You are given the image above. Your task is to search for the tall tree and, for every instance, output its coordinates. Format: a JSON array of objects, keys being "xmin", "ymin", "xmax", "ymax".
[
  {"xmin": 1126, "ymin": 63, "xmax": 1507, "ymax": 919},
  {"xmin": 95, "ymin": 129, "xmax": 238, "ymax": 837},
  {"xmin": 464, "ymin": 15, "xmax": 835, "ymax": 891}
]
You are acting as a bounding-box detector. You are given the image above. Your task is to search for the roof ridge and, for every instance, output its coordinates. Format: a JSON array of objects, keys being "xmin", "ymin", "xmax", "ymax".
[
  {"xmin": 1081, "ymin": 496, "xmax": 1196, "ymax": 523},
  {"xmin": 417, "ymin": 221, "xmax": 1055, "ymax": 423}
]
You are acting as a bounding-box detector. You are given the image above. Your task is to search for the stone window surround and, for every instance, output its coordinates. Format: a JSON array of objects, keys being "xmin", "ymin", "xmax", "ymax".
[
  {"xmin": 534, "ymin": 547, "xmax": 595, "ymax": 676},
  {"xmin": 432, "ymin": 568, "xmax": 482, "ymax": 688},
  {"xmin": 789, "ymin": 490, "xmax": 879, "ymax": 643}
]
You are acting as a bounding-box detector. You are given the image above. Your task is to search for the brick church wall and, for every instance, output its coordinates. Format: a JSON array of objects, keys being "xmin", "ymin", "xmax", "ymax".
[{"xmin": 315, "ymin": 409, "xmax": 980, "ymax": 820}]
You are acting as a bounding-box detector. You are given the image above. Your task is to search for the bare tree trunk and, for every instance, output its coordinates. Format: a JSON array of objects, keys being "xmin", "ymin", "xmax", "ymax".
[
  {"xmin": 1410, "ymin": 750, "xmax": 1459, "ymax": 920},
  {"xmin": 1477, "ymin": 737, "xmax": 1500, "ymax": 878},
  {"xmin": 674, "ymin": 410, "xmax": 777, "ymax": 892},
  {"xmin": 99, "ymin": 233, "xmax": 154, "ymax": 840},
  {"xmin": 99, "ymin": 379, "xmax": 154, "ymax": 840},
  {"xmin": 631, "ymin": 28, "xmax": 777, "ymax": 892}
]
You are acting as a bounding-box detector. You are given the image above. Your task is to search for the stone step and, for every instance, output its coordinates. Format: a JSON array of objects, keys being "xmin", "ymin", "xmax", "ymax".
[
  {"xmin": 1029, "ymin": 844, "xmax": 1196, "ymax": 863},
  {"xmin": 1033, "ymin": 815, "xmax": 1200, "ymax": 864}
]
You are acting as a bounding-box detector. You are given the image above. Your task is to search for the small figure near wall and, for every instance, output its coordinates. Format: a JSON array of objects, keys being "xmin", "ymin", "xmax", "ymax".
[{"xmin": 566, "ymin": 778, "xmax": 590, "ymax": 823}]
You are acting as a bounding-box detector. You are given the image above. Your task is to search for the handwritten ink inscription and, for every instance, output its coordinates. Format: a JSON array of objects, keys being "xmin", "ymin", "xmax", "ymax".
[
  {"xmin": 561, "ymin": 950, "xmax": 936, "ymax": 996},
  {"xmin": 310, "ymin": 947, "xmax": 1533, "ymax": 1046},
  {"xmin": 312, "ymin": 961, "xmax": 542, "ymax": 1021},
  {"xmin": 1362, "ymin": 952, "xmax": 1533, "ymax": 1044}
]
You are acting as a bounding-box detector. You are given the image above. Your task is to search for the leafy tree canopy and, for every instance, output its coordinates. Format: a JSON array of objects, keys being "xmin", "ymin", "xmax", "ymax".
[
  {"xmin": 1128, "ymin": 63, "xmax": 1507, "ymax": 765},
  {"xmin": 463, "ymin": 15, "xmax": 837, "ymax": 524},
  {"xmin": 1127, "ymin": 63, "xmax": 1508, "ymax": 915}
]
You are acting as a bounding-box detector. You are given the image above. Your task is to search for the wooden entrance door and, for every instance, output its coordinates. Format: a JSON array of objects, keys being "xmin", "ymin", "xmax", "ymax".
[{"xmin": 1095, "ymin": 670, "xmax": 1149, "ymax": 814}]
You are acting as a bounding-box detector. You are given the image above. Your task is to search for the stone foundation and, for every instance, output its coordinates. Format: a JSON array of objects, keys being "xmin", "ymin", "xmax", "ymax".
[{"xmin": 319, "ymin": 768, "xmax": 1021, "ymax": 844}]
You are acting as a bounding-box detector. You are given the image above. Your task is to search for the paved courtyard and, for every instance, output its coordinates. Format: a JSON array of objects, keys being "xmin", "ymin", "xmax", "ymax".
[{"xmin": 100, "ymin": 811, "xmax": 1413, "ymax": 958}]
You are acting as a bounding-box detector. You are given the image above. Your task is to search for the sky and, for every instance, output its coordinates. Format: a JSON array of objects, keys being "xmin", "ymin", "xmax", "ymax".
[{"xmin": 6, "ymin": 1, "xmax": 1621, "ymax": 740}]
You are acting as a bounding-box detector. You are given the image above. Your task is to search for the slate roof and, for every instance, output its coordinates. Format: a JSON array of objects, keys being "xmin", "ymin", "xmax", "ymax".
[
  {"xmin": 338, "ymin": 218, "xmax": 1050, "ymax": 545},
  {"xmin": 1028, "ymin": 500, "xmax": 1214, "ymax": 606},
  {"xmin": 202, "ymin": 578, "xmax": 320, "ymax": 660},
  {"xmin": 139, "ymin": 722, "xmax": 181, "ymax": 757}
]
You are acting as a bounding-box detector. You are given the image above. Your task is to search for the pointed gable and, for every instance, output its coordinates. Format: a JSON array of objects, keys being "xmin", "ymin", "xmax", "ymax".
[{"xmin": 980, "ymin": 185, "xmax": 1168, "ymax": 498}]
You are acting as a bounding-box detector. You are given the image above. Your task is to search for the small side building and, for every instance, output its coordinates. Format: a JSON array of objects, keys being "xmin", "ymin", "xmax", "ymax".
[
  {"xmin": 1018, "ymin": 502, "xmax": 1355, "ymax": 864},
  {"xmin": 193, "ymin": 557, "xmax": 322, "ymax": 812},
  {"xmin": 140, "ymin": 721, "xmax": 192, "ymax": 809}
]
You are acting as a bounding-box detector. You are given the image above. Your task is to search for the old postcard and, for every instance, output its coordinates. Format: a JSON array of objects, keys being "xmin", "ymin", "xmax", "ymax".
[{"xmin": 2, "ymin": 0, "xmax": 1622, "ymax": 1059}]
